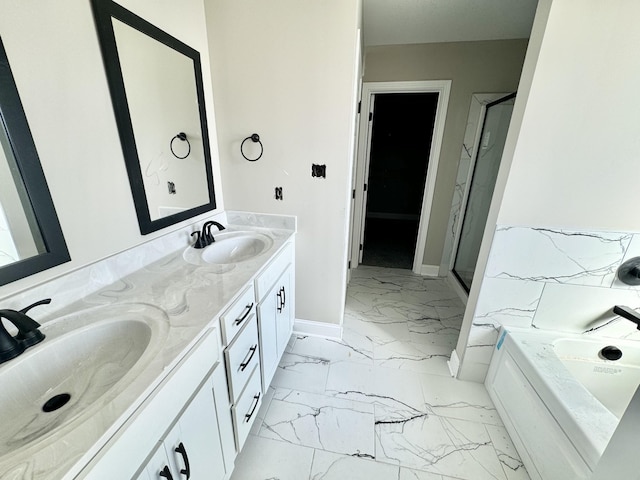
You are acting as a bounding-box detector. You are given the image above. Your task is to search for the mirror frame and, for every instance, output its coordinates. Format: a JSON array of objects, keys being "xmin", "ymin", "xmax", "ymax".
[
  {"xmin": 91, "ymin": 0, "xmax": 216, "ymax": 235},
  {"xmin": 0, "ymin": 37, "xmax": 71, "ymax": 287}
]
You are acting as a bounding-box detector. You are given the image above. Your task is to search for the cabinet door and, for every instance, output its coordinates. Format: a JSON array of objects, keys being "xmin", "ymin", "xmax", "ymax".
[
  {"xmin": 258, "ymin": 284, "xmax": 279, "ymax": 391},
  {"xmin": 142, "ymin": 442, "xmax": 173, "ymax": 480},
  {"xmin": 164, "ymin": 378, "xmax": 226, "ymax": 480},
  {"xmin": 275, "ymin": 267, "xmax": 293, "ymax": 358}
]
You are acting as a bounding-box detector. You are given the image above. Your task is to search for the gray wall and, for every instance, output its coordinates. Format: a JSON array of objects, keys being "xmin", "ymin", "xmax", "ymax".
[{"xmin": 363, "ymin": 39, "xmax": 528, "ymax": 267}]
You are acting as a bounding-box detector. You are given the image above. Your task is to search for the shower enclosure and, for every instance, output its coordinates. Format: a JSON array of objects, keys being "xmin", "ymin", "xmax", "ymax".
[{"xmin": 452, "ymin": 93, "xmax": 515, "ymax": 292}]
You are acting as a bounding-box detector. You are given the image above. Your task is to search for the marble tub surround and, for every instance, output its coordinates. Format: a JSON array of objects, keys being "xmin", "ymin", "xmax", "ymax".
[
  {"xmin": 0, "ymin": 211, "xmax": 296, "ymax": 479},
  {"xmin": 232, "ymin": 266, "xmax": 529, "ymax": 480},
  {"xmin": 458, "ymin": 225, "xmax": 640, "ymax": 383}
]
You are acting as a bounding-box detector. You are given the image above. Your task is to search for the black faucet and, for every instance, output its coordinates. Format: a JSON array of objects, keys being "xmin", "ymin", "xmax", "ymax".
[
  {"xmin": 0, "ymin": 298, "xmax": 50, "ymax": 364},
  {"xmin": 613, "ymin": 305, "xmax": 640, "ymax": 330},
  {"xmin": 202, "ymin": 221, "xmax": 226, "ymax": 246}
]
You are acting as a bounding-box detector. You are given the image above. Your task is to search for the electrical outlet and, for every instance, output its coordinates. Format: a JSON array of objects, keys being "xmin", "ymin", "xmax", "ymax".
[
  {"xmin": 275, "ymin": 187, "xmax": 283, "ymax": 200},
  {"xmin": 312, "ymin": 164, "xmax": 326, "ymax": 178},
  {"xmin": 167, "ymin": 181, "xmax": 176, "ymax": 194}
]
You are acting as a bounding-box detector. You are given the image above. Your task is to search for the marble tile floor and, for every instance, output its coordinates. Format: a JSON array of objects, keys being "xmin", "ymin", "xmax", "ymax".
[{"xmin": 231, "ymin": 266, "xmax": 529, "ymax": 480}]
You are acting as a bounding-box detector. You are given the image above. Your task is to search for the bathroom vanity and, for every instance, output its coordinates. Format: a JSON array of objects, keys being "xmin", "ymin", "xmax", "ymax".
[{"xmin": 0, "ymin": 212, "xmax": 296, "ymax": 480}]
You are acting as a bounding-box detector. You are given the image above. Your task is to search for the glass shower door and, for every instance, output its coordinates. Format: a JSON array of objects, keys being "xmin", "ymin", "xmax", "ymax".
[{"xmin": 453, "ymin": 93, "xmax": 515, "ymax": 292}]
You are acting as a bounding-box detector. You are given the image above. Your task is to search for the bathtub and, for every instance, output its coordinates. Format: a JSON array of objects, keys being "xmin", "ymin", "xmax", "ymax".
[{"xmin": 485, "ymin": 328, "xmax": 640, "ymax": 480}]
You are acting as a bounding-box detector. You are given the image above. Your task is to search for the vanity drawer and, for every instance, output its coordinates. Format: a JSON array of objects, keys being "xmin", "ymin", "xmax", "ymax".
[
  {"xmin": 225, "ymin": 314, "xmax": 260, "ymax": 403},
  {"xmin": 232, "ymin": 366, "xmax": 262, "ymax": 451},
  {"xmin": 255, "ymin": 242, "xmax": 293, "ymax": 302},
  {"xmin": 220, "ymin": 284, "xmax": 256, "ymax": 345}
]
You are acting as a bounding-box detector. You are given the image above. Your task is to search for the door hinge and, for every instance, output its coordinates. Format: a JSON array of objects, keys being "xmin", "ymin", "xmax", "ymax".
[
  {"xmin": 368, "ymin": 111, "xmax": 373, "ymax": 121},
  {"xmin": 359, "ymin": 244, "xmax": 363, "ymax": 251},
  {"xmin": 364, "ymin": 183, "xmax": 367, "ymax": 192}
]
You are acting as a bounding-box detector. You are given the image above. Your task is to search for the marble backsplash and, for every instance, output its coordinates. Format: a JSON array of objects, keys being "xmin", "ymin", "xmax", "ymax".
[{"xmin": 459, "ymin": 225, "xmax": 640, "ymax": 382}]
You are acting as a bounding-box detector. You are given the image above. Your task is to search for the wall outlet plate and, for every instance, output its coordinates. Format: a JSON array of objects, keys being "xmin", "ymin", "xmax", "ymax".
[
  {"xmin": 275, "ymin": 187, "xmax": 283, "ymax": 200},
  {"xmin": 312, "ymin": 164, "xmax": 326, "ymax": 178}
]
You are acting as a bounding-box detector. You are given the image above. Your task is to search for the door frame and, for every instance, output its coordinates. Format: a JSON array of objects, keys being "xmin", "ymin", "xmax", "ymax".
[{"xmin": 350, "ymin": 80, "xmax": 451, "ymax": 275}]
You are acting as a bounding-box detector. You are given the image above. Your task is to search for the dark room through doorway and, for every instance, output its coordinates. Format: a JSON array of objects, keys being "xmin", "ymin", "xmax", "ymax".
[{"xmin": 361, "ymin": 92, "xmax": 438, "ymax": 269}]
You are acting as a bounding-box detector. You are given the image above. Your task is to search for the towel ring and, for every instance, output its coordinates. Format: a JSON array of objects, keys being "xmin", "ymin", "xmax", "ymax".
[
  {"xmin": 241, "ymin": 133, "xmax": 263, "ymax": 162},
  {"xmin": 170, "ymin": 132, "xmax": 191, "ymax": 159}
]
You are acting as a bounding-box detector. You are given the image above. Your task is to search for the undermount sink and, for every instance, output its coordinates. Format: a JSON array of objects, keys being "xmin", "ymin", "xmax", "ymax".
[
  {"xmin": 183, "ymin": 231, "xmax": 273, "ymax": 266},
  {"xmin": 0, "ymin": 303, "xmax": 169, "ymax": 457}
]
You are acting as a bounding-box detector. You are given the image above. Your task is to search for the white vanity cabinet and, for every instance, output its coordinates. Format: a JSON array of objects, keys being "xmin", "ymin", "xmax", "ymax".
[
  {"xmin": 136, "ymin": 375, "xmax": 226, "ymax": 480},
  {"xmin": 256, "ymin": 243, "xmax": 294, "ymax": 391},
  {"xmin": 74, "ymin": 235, "xmax": 296, "ymax": 480}
]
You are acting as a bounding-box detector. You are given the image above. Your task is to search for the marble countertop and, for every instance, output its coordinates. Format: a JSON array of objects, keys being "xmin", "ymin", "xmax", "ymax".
[{"xmin": 0, "ymin": 212, "xmax": 295, "ymax": 480}]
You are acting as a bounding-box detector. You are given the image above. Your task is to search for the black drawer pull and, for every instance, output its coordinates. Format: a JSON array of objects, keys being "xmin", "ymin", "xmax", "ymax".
[
  {"xmin": 174, "ymin": 442, "xmax": 191, "ymax": 479},
  {"xmin": 234, "ymin": 303, "xmax": 254, "ymax": 326},
  {"xmin": 159, "ymin": 465, "xmax": 174, "ymax": 480},
  {"xmin": 277, "ymin": 288, "xmax": 284, "ymax": 313},
  {"xmin": 281, "ymin": 286, "xmax": 286, "ymax": 309},
  {"xmin": 244, "ymin": 392, "xmax": 261, "ymax": 422},
  {"xmin": 239, "ymin": 345, "xmax": 258, "ymax": 372}
]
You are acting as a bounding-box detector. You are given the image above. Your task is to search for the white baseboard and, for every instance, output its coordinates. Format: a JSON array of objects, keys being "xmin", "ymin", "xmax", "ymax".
[
  {"xmin": 419, "ymin": 264, "xmax": 440, "ymax": 277},
  {"xmin": 447, "ymin": 349, "xmax": 460, "ymax": 377},
  {"xmin": 293, "ymin": 318, "xmax": 342, "ymax": 339},
  {"xmin": 446, "ymin": 273, "xmax": 468, "ymax": 305}
]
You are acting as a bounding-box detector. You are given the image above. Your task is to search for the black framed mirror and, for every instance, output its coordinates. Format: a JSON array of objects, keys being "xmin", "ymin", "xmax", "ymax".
[
  {"xmin": 91, "ymin": 0, "xmax": 216, "ymax": 235},
  {"xmin": 0, "ymin": 37, "xmax": 70, "ymax": 287}
]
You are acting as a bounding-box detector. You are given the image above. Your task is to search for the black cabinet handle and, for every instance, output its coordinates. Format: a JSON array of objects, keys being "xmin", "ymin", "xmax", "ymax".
[
  {"xmin": 159, "ymin": 465, "xmax": 174, "ymax": 480},
  {"xmin": 244, "ymin": 392, "xmax": 261, "ymax": 423},
  {"xmin": 281, "ymin": 286, "xmax": 286, "ymax": 309},
  {"xmin": 276, "ymin": 288, "xmax": 283, "ymax": 313},
  {"xmin": 234, "ymin": 303, "xmax": 254, "ymax": 326},
  {"xmin": 239, "ymin": 345, "xmax": 258, "ymax": 372},
  {"xmin": 174, "ymin": 442, "xmax": 191, "ymax": 479}
]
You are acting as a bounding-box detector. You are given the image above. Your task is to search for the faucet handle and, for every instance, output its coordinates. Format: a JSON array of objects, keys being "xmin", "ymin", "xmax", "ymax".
[
  {"xmin": 191, "ymin": 231, "xmax": 207, "ymax": 249},
  {"xmin": 19, "ymin": 298, "xmax": 51, "ymax": 315}
]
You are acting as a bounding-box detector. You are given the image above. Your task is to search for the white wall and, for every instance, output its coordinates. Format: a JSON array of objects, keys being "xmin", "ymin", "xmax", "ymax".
[
  {"xmin": 497, "ymin": 0, "xmax": 640, "ymax": 231},
  {"xmin": 0, "ymin": 0, "xmax": 223, "ymax": 301},
  {"xmin": 205, "ymin": 0, "xmax": 362, "ymax": 325},
  {"xmin": 457, "ymin": 0, "xmax": 640, "ymax": 381}
]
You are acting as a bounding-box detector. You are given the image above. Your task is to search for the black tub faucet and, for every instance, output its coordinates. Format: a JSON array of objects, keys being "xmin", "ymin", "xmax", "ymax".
[
  {"xmin": 613, "ymin": 305, "xmax": 640, "ymax": 330},
  {"xmin": 0, "ymin": 298, "xmax": 50, "ymax": 364}
]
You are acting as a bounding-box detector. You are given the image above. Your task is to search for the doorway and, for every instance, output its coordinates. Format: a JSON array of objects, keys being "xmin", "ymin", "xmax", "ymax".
[
  {"xmin": 361, "ymin": 93, "xmax": 438, "ymax": 269},
  {"xmin": 350, "ymin": 81, "xmax": 451, "ymax": 275}
]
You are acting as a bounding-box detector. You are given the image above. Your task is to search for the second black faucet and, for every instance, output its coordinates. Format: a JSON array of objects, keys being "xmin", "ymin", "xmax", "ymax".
[{"xmin": 191, "ymin": 221, "xmax": 226, "ymax": 249}]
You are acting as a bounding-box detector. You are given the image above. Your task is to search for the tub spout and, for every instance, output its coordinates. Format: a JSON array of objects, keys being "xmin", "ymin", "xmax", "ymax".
[{"xmin": 613, "ymin": 305, "xmax": 640, "ymax": 330}]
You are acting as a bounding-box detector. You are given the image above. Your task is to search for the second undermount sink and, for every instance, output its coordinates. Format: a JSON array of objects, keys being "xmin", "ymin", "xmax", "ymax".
[
  {"xmin": 183, "ymin": 231, "xmax": 273, "ymax": 266},
  {"xmin": 0, "ymin": 303, "xmax": 169, "ymax": 457}
]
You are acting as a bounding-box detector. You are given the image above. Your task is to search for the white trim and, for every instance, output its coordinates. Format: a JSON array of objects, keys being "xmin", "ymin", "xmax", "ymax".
[
  {"xmin": 446, "ymin": 271, "xmax": 468, "ymax": 306},
  {"xmin": 293, "ymin": 318, "xmax": 342, "ymax": 339},
  {"xmin": 447, "ymin": 349, "xmax": 460, "ymax": 377},
  {"xmin": 419, "ymin": 264, "xmax": 440, "ymax": 277},
  {"xmin": 350, "ymin": 80, "xmax": 452, "ymax": 275}
]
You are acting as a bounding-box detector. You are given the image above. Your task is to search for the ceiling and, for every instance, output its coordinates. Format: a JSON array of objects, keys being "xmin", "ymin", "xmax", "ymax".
[{"xmin": 363, "ymin": 0, "xmax": 539, "ymax": 47}]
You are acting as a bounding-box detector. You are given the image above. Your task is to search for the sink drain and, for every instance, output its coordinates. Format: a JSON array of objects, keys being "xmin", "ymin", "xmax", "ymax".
[{"xmin": 42, "ymin": 393, "xmax": 71, "ymax": 412}]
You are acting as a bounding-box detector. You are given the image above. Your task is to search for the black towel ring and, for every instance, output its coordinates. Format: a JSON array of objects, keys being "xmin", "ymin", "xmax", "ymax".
[
  {"xmin": 241, "ymin": 133, "xmax": 263, "ymax": 162},
  {"xmin": 170, "ymin": 132, "xmax": 191, "ymax": 159}
]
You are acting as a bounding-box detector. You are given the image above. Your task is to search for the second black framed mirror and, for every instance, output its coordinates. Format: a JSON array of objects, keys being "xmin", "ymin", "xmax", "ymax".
[{"xmin": 91, "ymin": 0, "xmax": 216, "ymax": 235}]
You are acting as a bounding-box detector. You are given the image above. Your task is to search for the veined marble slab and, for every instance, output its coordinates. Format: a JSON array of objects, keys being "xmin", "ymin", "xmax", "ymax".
[{"xmin": 486, "ymin": 227, "xmax": 632, "ymax": 287}]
